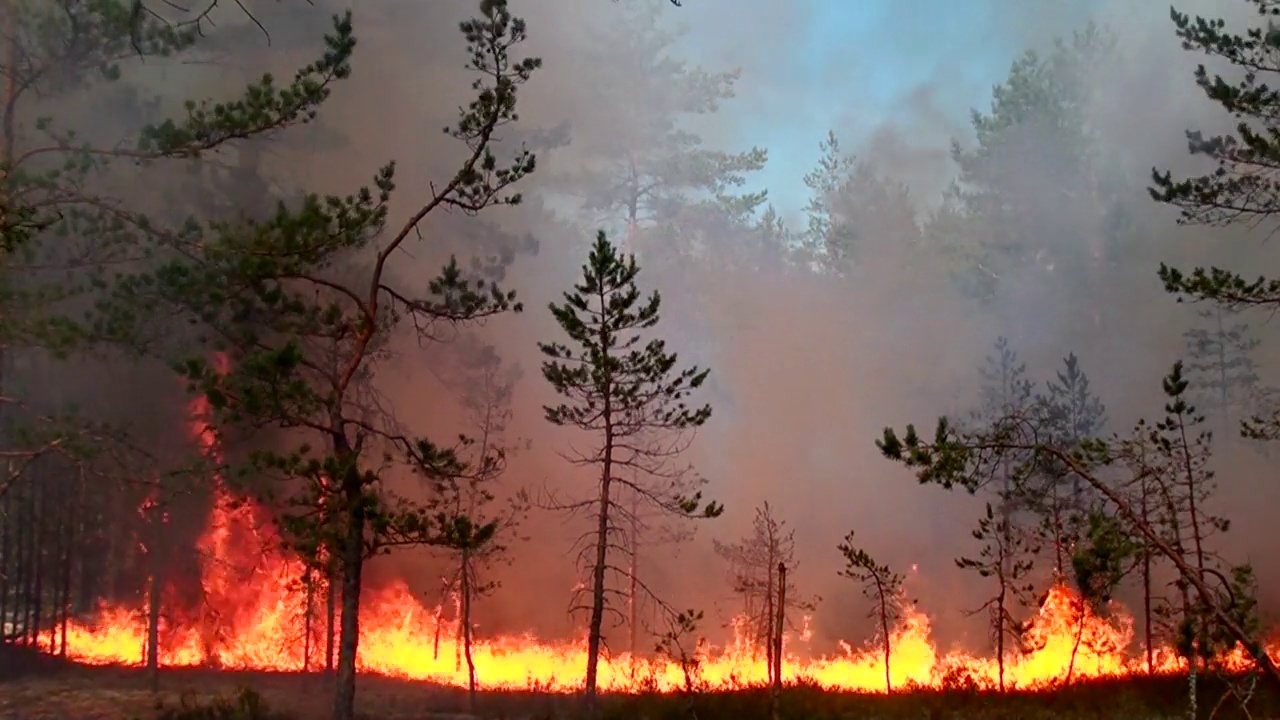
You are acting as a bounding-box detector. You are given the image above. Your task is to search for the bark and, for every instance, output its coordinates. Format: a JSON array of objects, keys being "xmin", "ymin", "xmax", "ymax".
[
  {"xmin": 325, "ymin": 559, "xmax": 336, "ymax": 674},
  {"xmin": 874, "ymin": 575, "xmax": 891, "ymax": 693},
  {"xmin": 771, "ymin": 562, "xmax": 785, "ymax": 720},
  {"xmin": 0, "ymin": 483, "xmax": 11, "ymax": 642},
  {"xmin": 627, "ymin": 503, "xmax": 637, "ymax": 657},
  {"xmin": 146, "ymin": 561, "xmax": 162, "ymax": 692},
  {"xmin": 583, "ymin": 454, "xmax": 612, "ymax": 715},
  {"xmin": 1141, "ymin": 479, "xmax": 1154, "ymax": 675},
  {"xmin": 28, "ymin": 473, "xmax": 41, "ymax": 649},
  {"xmin": 331, "ymin": 479, "xmax": 367, "ymax": 720},
  {"xmin": 461, "ymin": 555, "xmax": 477, "ymax": 716},
  {"xmin": 303, "ymin": 566, "xmax": 314, "ymax": 672}
]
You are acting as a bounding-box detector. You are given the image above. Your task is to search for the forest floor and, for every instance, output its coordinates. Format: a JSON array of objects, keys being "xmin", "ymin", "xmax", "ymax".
[{"xmin": 0, "ymin": 651, "xmax": 1277, "ymax": 720}]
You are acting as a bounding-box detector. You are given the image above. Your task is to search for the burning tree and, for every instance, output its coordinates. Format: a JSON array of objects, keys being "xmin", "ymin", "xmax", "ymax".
[
  {"xmin": 94, "ymin": 3, "xmax": 542, "ymax": 719},
  {"xmin": 0, "ymin": 0, "xmax": 307, "ymax": 658},
  {"xmin": 876, "ymin": 361, "xmax": 1280, "ymax": 691},
  {"xmin": 712, "ymin": 501, "xmax": 817, "ymax": 684},
  {"xmin": 539, "ymin": 231, "xmax": 721, "ymax": 714},
  {"xmin": 837, "ymin": 533, "xmax": 905, "ymax": 693}
]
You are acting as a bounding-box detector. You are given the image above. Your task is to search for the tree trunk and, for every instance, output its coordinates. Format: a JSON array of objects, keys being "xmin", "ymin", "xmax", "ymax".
[
  {"xmin": 303, "ymin": 566, "xmax": 314, "ymax": 672},
  {"xmin": 1141, "ymin": 479, "xmax": 1154, "ymax": 675},
  {"xmin": 146, "ymin": 561, "xmax": 162, "ymax": 692},
  {"xmin": 20, "ymin": 478, "xmax": 34, "ymax": 645},
  {"xmin": 461, "ymin": 555, "xmax": 477, "ymax": 716},
  {"xmin": 325, "ymin": 558, "xmax": 336, "ymax": 674},
  {"xmin": 28, "ymin": 471, "xmax": 42, "ymax": 651},
  {"xmin": 0, "ymin": 482, "xmax": 11, "ymax": 643},
  {"xmin": 627, "ymin": 501, "xmax": 637, "ymax": 658},
  {"xmin": 583, "ymin": 462, "xmax": 612, "ymax": 716},
  {"xmin": 875, "ymin": 577, "xmax": 891, "ymax": 693},
  {"xmin": 771, "ymin": 562, "xmax": 785, "ymax": 720},
  {"xmin": 331, "ymin": 495, "xmax": 367, "ymax": 720}
]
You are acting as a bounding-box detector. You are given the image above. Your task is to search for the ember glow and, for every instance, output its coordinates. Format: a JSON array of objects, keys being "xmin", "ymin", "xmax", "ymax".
[{"xmin": 53, "ymin": 365, "xmax": 1273, "ymax": 692}]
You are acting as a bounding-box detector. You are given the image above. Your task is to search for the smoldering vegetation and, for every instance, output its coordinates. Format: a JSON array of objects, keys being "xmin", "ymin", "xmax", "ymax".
[{"xmin": 1, "ymin": 0, "xmax": 1279, "ymax": 701}]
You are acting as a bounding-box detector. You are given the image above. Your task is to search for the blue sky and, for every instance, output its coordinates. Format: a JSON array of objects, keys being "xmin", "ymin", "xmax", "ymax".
[{"xmin": 676, "ymin": 0, "xmax": 1103, "ymax": 221}]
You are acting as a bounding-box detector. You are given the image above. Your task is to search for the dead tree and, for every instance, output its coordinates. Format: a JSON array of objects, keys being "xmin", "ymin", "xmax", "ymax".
[{"xmin": 712, "ymin": 502, "xmax": 817, "ymax": 684}]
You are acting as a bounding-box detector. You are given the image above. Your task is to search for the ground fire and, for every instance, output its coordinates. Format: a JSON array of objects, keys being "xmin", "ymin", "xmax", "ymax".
[{"xmin": 41, "ymin": 367, "xmax": 1272, "ymax": 694}]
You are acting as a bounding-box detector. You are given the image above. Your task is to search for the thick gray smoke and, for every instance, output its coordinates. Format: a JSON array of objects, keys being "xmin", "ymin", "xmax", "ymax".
[{"xmin": 82, "ymin": 0, "xmax": 1280, "ymax": 654}]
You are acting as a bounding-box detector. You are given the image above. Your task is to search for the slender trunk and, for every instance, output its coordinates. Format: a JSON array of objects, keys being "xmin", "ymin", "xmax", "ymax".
[
  {"xmin": 875, "ymin": 577, "xmax": 891, "ymax": 694},
  {"xmin": 1065, "ymin": 597, "xmax": 1086, "ymax": 685},
  {"xmin": 453, "ymin": 587, "xmax": 462, "ymax": 673},
  {"xmin": 146, "ymin": 560, "xmax": 162, "ymax": 692},
  {"xmin": 461, "ymin": 554, "xmax": 477, "ymax": 716},
  {"xmin": 1178, "ymin": 417, "xmax": 1208, "ymax": 669},
  {"xmin": 627, "ymin": 496, "xmax": 637, "ymax": 658},
  {"xmin": 771, "ymin": 563, "xmax": 785, "ymax": 720},
  {"xmin": 303, "ymin": 566, "xmax": 314, "ymax": 672},
  {"xmin": 432, "ymin": 597, "xmax": 443, "ymax": 660},
  {"xmin": 763, "ymin": 556, "xmax": 775, "ymax": 683},
  {"xmin": 325, "ymin": 558, "xmax": 336, "ymax": 674},
  {"xmin": 995, "ymin": 568, "xmax": 1007, "ymax": 693},
  {"xmin": 20, "ymin": 477, "xmax": 34, "ymax": 645},
  {"xmin": 0, "ymin": 481, "xmax": 10, "ymax": 643},
  {"xmin": 1141, "ymin": 480, "xmax": 1154, "ymax": 675},
  {"xmin": 331, "ymin": 484, "xmax": 366, "ymax": 720},
  {"xmin": 29, "ymin": 472, "xmax": 42, "ymax": 650},
  {"xmin": 583, "ymin": 455, "xmax": 612, "ymax": 715}
]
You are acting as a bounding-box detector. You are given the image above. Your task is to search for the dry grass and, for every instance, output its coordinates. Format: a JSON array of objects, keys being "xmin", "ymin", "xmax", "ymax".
[{"xmin": 0, "ymin": 659, "xmax": 1276, "ymax": 720}]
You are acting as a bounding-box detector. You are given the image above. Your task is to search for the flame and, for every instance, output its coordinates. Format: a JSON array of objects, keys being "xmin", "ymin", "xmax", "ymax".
[{"xmin": 53, "ymin": 357, "xmax": 1278, "ymax": 692}]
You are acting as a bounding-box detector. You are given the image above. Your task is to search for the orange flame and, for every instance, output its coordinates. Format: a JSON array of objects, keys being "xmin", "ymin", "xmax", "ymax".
[{"xmin": 55, "ymin": 356, "xmax": 1277, "ymax": 692}]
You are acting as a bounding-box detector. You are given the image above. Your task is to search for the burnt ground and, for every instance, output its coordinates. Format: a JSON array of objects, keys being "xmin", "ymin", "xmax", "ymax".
[{"xmin": 0, "ymin": 658, "xmax": 1277, "ymax": 720}]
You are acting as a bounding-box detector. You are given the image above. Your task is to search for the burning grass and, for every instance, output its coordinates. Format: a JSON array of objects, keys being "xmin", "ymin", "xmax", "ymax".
[{"xmin": 0, "ymin": 662, "xmax": 1276, "ymax": 720}]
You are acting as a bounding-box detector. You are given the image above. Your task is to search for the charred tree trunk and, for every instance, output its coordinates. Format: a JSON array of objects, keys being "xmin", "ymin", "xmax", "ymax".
[
  {"xmin": 146, "ymin": 557, "xmax": 163, "ymax": 692},
  {"xmin": 461, "ymin": 553, "xmax": 477, "ymax": 716},
  {"xmin": 875, "ymin": 576, "xmax": 891, "ymax": 693},
  {"xmin": 627, "ymin": 497, "xmax": 638, "ymax": 658},
  {"xmin": 1141, "ymin": 479, "xmax": 1154, "ymax": 675},
  {"xmin": 303, "ymin": 566, "xmax": 313, "ymax": 672},
  {"xmin": 0, "ymin": 482, "xmax": 11, "ymax": 643},
  {"xmin": 28, "ymin": 471, "xmax": 43, "ymax": 650},
  {"xmin": 325, "ymin": 558, "xmax": 336, "ymax": 675},
  {"xmin": 771, "ymin": 562, "xmax": 786, "ymax": 720},
  {"xmin": 332, "ymin": 474, "xmax": 367, "ymax": 720},
  {"xmin": 19, "ymin": 477, "xmax": 34, "ymax": 645},
  {"xmin": 583, "ymin": 453, "xmax": 612, "ymax": 717}
]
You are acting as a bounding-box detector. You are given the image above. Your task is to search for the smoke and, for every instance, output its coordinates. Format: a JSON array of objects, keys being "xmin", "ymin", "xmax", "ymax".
[{"xmin": 39, "ymin": 0, "xmax": 1280, "ymax": 660}]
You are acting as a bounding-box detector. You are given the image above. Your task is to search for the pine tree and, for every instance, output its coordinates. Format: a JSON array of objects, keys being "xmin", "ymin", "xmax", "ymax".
[
  {"xmin": 553, "ymin": 1, "xmax": 766, "ymax": 263},
  {"xmin": 539, "ymin": 231, "xmax": 721, "ymax": 714},
  {"xmin": 876, "ymin": 361, "xmax": 1280, "ymax": 689},
  {"xmin": 1033, "ymin": 352, "xmax": 1108, "ymax": 579},
  {"xmin": 956, "ymin": 502, "xmax": 1037, "ymax": 693},
  {"xmin": 94, "ymin": 4, "xmax": 542, "ymax": 719},
  {"xmin": 800, "ymin": 130, "xmax": 857, "ymax": 270},
  {"xmin": 1150, "ymin": 7, "xmax": 1280, "ymax": 446},
  {"xmin": 934, "ymin": 23, "xmax": 1123, "ymax": 316},
  {"xmin": 1183, "ymin": 306, "xmax": 1261, "ymax": 439},
  {"xmin": 837, "ymin": 535, "xmax": 906, "ymax": 693}
]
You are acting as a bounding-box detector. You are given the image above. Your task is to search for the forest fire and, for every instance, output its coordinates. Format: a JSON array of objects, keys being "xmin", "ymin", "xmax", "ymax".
[{"xmin": 45, "ymin": 366, "xmax": 1268, "ymax": 693}]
